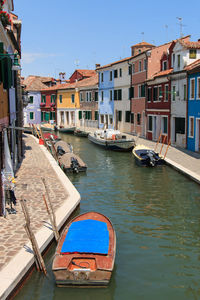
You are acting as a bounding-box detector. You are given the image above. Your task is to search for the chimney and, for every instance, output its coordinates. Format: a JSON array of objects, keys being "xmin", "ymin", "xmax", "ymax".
[
  {"xmin": 95, "ymin": 64, "xmax": 100, "ymax": 69},
  {"xmin": 59, "ymin": 72, "xmax": 66, "ymax": 84},
  {"xmin": 198, "ymin": 39, "xmax": 200, "ymax": 42}
]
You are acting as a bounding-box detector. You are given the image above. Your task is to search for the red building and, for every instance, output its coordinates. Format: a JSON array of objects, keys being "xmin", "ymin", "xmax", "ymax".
[
  {"xmin": 40, "ymin": 85, "xmax": 58, "ymax": 123},
  {"xmin": 146, "ymin": 42, "xmax": 175, "ymax": 143},
  {"xmin": 129, "ymin": 42, "xmax": 155, "ymax": 137}
]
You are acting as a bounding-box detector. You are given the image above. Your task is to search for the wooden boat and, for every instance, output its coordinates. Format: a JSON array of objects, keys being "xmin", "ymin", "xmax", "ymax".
[
  {"xmin": 58, "ymin": 126, "xmax": 76, "ymax": 133},
  {"xmin": 88, "ymin": 129, "xmax": 135, "ymax": 152},
  {"xmin": 74, "ymin": 128, "xmax": 89, "ymax": 137},
  {"xmin": 132, "ymin": 145, "xmax": 165, "ymax": 167},
  {"xmin": 42, "ymin": 132, "xmax": 61, "ymax": 142},
  {"xmin": 54, "ymin": 140, "xmax": 87, "ymax": 173},
  {"xmin": 40, "ymin": 123, "xmax": 54, "ymax": 132},
  {"xmin": 52, "ymin": 212, "xmax": 116, "ymax": 286}
]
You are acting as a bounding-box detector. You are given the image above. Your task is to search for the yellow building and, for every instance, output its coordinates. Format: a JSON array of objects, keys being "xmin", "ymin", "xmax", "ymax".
[{"xmin": 56, "ymin": 83, "xmax": 80, "ymax": 127}]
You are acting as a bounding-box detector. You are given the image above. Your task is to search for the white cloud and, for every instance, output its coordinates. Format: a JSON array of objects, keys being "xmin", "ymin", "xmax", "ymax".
[{"xmin": 22, "ymin": 52, "xmax": 57, "ymax": 64}]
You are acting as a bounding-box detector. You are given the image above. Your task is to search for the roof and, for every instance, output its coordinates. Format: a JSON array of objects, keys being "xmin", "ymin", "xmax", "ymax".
[
  {"xmin": 96, "ymin": 56, "xmax": 133, "ymax": 70},
  {"xmin": 69, "ymin": 69, "xmax": 96, "ymax": 80},
  {"xmin": 56, "ymin": 74, "xmax": 98, "ymax": 90},
  {"xmin": 154, "ymin": 68, "xmax": 173, "ymax": 78},
  {"xmin": 185, "ymin": 59, "xmax": 200, "ymax": 71},
  {"xmin": 23, "ymin": 76, "xmax": 51, "ymax": 91},
  {"xmin": 179, "ymin": 40, "xmax": 200, "ymax": 49},
  {"xmin": 131, "ymin": 41, "xmax": 155, "ymax": 48}
]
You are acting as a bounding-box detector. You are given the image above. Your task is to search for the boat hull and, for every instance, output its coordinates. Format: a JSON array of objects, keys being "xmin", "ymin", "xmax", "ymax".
[
  {"xmin": 58, "ymin": 127, "xmax": 76, "ymax": 133},
  {"xmin": 52, "ymin": 212, "xmax": 116, "ymax": 287},
  {"xmin": 133, "ymin": 146, "xmax": 165, "ymax": 167},
  {"xmin": 88, "ymin": 134, "xmax": 135, "ymax": 152}
]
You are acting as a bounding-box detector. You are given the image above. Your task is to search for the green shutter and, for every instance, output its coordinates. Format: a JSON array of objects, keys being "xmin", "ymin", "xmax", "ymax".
[
  {"xmin": 95, "ymin": 111, "xmax": 98, "ymax": 120},
  {"xmin": 41, "ymin": 112, "xmax": 44, "ymax": 121},
  {"xmin": 79, "ymin": 111, "xmax": 82, "ymax": 120}
]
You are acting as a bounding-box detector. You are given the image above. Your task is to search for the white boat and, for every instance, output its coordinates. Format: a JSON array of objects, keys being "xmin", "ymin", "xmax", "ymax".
[{"xmin": 88, "ymin": 129, "xmax": 135, "ymax": 152}]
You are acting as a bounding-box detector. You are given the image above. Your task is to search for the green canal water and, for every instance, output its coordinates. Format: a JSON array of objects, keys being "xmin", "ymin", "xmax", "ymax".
[{"xmin": 15, "ymin": 133, "xmax": 200, "ymax": 300}]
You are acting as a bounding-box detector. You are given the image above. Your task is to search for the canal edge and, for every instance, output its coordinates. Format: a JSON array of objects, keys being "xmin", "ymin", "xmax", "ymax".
[{"xmin": 0, "ymin": 135, "xmax": 81, "ymax": 300}]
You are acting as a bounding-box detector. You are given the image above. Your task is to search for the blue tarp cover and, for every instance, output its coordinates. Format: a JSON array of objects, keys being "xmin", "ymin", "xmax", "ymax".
[{"xmin": 61, "ymin": 219, "xmax": 109, "ymax": 254}]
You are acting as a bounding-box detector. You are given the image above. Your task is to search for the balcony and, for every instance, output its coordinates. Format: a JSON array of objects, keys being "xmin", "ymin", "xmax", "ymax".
[{"xmin": 50, "ymin": 103, "xmax": 55, "ymax": 107}]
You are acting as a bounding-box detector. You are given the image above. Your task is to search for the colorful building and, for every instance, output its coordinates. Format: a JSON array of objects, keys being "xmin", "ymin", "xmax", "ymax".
[
  {"xmin": 40, "ymin": 85, "xmax": 58, "ymax": 124},
  {"xmin": 186, "ymin": 59, "xmax": 200, "ymax": 151},
  {"xmin": 129, "ymin": 42, "xmax": 155, "ymax": 137}
]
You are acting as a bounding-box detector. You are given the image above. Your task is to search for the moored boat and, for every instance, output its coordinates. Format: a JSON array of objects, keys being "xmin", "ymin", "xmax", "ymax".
[
  {"xmin": 58, "ymin": 126, "xmax": 76, "ymax": 133},
  {"xmin": 40, "ymin": 123, "xmax": 54, "ymax": 132},
  {"xmin": 88, "ymin": 129, "xmax": 135, "ymax": 151},
  {"xmin": 74, "ymin": 128, "xmax": 89, "ymax": 137},
  {"xmin": 132, "ymin": 144, "xmax": 165, "ymax": 167},
  {"xmin": 52, "ymin": 212, "xmax": 116, "ymax": 286}
]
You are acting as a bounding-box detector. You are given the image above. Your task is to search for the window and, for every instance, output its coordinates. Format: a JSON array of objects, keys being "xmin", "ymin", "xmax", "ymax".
[
  {"xmin": 114, "ymin": 89, "xmax": 122, "ymax": 100},
  {"xmin": 162, "ymin": 117, "xmax": 168, "ymax": 134},
  {"xmin": 139, "ymin": 61, "xmax": 142, "ymax": 72},
  {"xmin": 110, "ymin": 90, "xmax": 113, "ymax": 101},
  {"xmin": 95, "ymin": 91, "xmax": 98, "ymax": 101},
  {"xmin": 164, "ymin": 85, "xmax": 169, "ymax": 101},
  {"xmin": 172, "ymin": 86, "xmax": 176, "ymax": 101},
  {"xmin": 148, "ymin": 116, "xmax": 152, "ymax": 131},
  {"xmin": 139, "ymin": 85, "xmax": 145, "ymax": 98},
  {"xmin": 114, "ymin": 69, "xmax": 118, "ymax": 78},
  {"xmin": 129, "ymin": 87, "xmax": 134, "ymax": 99},
  {"xmin": 184, "ymin": 84, "xmax": 187, "ymax": 101},
  {"xmin": 51, "ymin": 94, "xmax": 56, "ymax": 103},
  {"xmin": 109, "ymin": 115, "xmax": 113, "ymax": 125},
  {"xmin": 131, "ymin": 113, "xmax": 134, "ymax": 124},
  {"xmin": 101, "ymin": 73, "xmax": 104, "ymax": 82},
  {"xmin": 29, "ymin": 96, "xmax": 33, "ymax": 104},
  {"xmin": 41, "ymin": 112, "xmax": 44, "ymax": 121},
  {"xmin": 158, "ymin": 86, "xmax": 162, "ymax": 101},
  {"xmin": 29, "ymin": 112, "xmax": 34, "ymax": 120},
  {"xmin": 189, "ymin": 117, "xmax": 194, "ymax": 137},
  {"xmin": 80, "ymin": 92, "xmax": 84, "ymax": 102},
  {"xmin": 50, "ymin": 111, "xmax": 55, "ymax": 120},
  {"xmin": 153, "ymin": 86, "xmax": 158, "ymax": 101},
  {"xmin": 177, "ymin": 55, "xmax": 180, "ymax": 68},
  {"xmin": 128, "ymin": 65, "xmax": 132, "ymax": 75},
  {"xmin": 110, "ymin": 71, "xmax": 112, "ymax": 81},
  {"xmin": 132, "ymin": 64, "xmax": 135, "ymax": 74},
  {"xmin": 162, "ymin": 60, "xmax": 167, "ymax": 71},
  {"xmin": 144, "ymin": 59, "xmax": 147, "ymax": 71},
  {"xmin": 95, "ymin": 111, "xmax": 98, "ymax": 120},
  {"xmin": 101, "ymin": 91, "xmax": 104, "ymax": 101},
  {"xmin": 118, "ymin": 110, "xmax": 122, "ymax": 122},
  {"xmin": 197, "ymin": 78, "xmax": 200, "ymax": 99},
  {"xmin": 71, "ymin": 94, "xmax": 75, "ymax": 103},
  {"xmin": 41, "ymin": 95, "xmax": 46, "ymax": 103},
  {"xmin": 119, "ymin": 68, "xmax": 122, "ymax": 77},
  {"xmin": 59, "ymin": 95, "xmax": 62, "ymax": 104},
  {"xmin": 189, "ymin": 49, "xmax": 197, "ymax": 59},
  {"xmin": 147, "ymin": 87, "xmax": 152, "ymax": 102},
  {"xmin": 172, "ymin": 54, "xmax": 175, "ymax": 67},
  {"xmin": 100, "ymin": 115, "xmax": 104, "ymax": 123},
  {"xmin": 86, "ymin": 92, "xmax": 92, "ymax": 102},
  {"xmin": 125, "ymin": 111, "xmax": 131, "ymax": 122},
  {"xmin": 190, "ymin": 78, "xmax": 195, "ymax": 99},
  {"xmin": 137, "ymin": 113, "xmax": 141, "ymax": 125}
]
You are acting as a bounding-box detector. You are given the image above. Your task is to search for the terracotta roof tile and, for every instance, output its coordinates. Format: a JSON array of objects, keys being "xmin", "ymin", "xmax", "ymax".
[
  {"xmin": 56, "ymin": 74, "xmax": 98, "ymax": 90},
  {"xmin": 131, "ymin": 41, "xmax": 155, "ymax": 47},
  {"xmin": 154, "ymin": 68, "xmax": 173, "ymax": 77},
  {"xmin": 185, "ymin": 59, "xmax": 200, "ymax": 71},
  {"xmin": 96, "ymin": 56, "xmax": 133, "ymax": 70},
  {"xmin": 179, "ymin": 40, "xmax": 200, "ymax": 49},
  {"xmin": 76, "ymin": 69, "xmax": 96, "ymax": 77},
  {"xmin": 23, "ymin": 76, "xmax": 48, "ymax": 91}
]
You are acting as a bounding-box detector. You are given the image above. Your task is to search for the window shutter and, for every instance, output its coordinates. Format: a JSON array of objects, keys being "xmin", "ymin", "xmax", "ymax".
[
  {"xmin": 114, "ymin": 90, "xmax": 117, "ymax": 100},
  {"xmin": 79, "ymin": 111, "xmax": 82, "ymax": 120},
  {"xmin": 118, "ymin": 89, "xmax": 122, "ymax": 100}
]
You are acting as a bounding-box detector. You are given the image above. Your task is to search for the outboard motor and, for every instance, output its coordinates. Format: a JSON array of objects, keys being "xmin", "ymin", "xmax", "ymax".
[
  {"xmin": 57, "ymin": 145, "xmax": 65, "ymax": 156},
  {"xmin": 71, "ymin": 157, "xmax": 79, "ymax": 173},
  {"xmin": 147, "ymin": 151, "xmax": 156, "ymax": 167}
]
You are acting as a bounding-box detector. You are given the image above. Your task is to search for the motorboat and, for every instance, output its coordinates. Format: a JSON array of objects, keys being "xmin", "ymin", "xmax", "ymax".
[
  {"xmin": 88, "ymin": 129, "xmax": 135, "ymax": 152},
  {"xmin": 132, "ymin": 145, "xmax": 165, "ymax": 167}
]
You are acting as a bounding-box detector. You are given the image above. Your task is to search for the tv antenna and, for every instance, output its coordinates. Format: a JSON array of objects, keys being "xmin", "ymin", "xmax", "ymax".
[
  {"xmin": 141, "ymin": 32, "xmax": 144, "ymax": 41},
  {"xmin": 74, "ymin": 59, "xmax": 80, "ymax": 69},
  {"xmin": 176, "ymin": 17, "xmax": 186, "ymax": 38}
]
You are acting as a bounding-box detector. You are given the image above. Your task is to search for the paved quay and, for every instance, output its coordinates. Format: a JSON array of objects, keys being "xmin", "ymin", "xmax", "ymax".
[{"xmin": 0, "ymin": 134, "xmax": 80, "ymax": 300}]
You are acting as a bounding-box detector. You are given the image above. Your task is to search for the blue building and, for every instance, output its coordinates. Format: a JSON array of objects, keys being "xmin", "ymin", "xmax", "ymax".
[
  {"xmin": 96, "ymin": 66, "xmax": 114, "ymax": 129},
  {"xmin": 186, "ymin": 60, "xmax": 200, "ymax": 152}
]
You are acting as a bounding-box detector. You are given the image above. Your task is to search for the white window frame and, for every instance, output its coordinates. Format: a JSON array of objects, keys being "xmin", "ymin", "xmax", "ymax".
[
  {"xmin": 162, "ymin": 60, "xmax": 167, "ymax": 70},
  {"xmin": 190, "ymin": 78, "xmax": 195, "ymax": 100},
  {"xmin": 197, "ymin": 77, "xmax": 200, "ymax": 100},
  {"xmin": 143, "ymin": 59, "xmax": 147, "ymax": 71},
  {"xmin": 158, "ymin": 85, "xmax": 162, "ymax": 102},
  {"xmin": 132, "ymin": 63, "xmax": 135, "ymax": 74},
  {"xmin": 172, "ymin": 86, "xmax": 176, "ymax": 101},
  {"xmin": 80, "ymin": 92, "xmax": 84, "ymax": 102},
  {"xmin": 148, "ymin": 115, "xmax": 153, "ymax": 132},
  {"xmin": 161, "ymin": 116, "xmax": 168, "ymax": 134},
  {"xmin": 189, "ymin": 116, "xmax": 194, "ymax": 138},
  {"xmin": 138, "ymin": 84, "xmax": 141, "ymax": 98},
  {"xmin": 139, "ymin": 60, "xmax": 142, "ymax": 72}
]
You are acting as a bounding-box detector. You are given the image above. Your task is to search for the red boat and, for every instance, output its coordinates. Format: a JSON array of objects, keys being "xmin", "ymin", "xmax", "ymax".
[{"xmin": 52, "ymin": 212, "xmax": 116, "ymax": 286}]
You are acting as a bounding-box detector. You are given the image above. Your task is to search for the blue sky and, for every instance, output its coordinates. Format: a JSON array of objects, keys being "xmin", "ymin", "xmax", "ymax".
[{"xmin": 14, "ymin": 0, "xmax": 200, "ymax": 79}]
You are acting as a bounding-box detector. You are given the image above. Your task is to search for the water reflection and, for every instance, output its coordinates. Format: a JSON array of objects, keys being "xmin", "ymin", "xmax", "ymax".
[{"xmin": 15, "ymin": 134, "xmax": 200, "ymax": 300}]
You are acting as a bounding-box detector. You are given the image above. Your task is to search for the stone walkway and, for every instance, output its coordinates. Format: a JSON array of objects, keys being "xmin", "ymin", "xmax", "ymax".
[{"xmin": 0, "ymin": 134, "xmax": 69, "ymax": 271}]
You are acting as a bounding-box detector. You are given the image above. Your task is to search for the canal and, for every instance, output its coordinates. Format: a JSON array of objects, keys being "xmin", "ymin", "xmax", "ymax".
[{"xmin": 15, "ymin": 133, "xmax": 200, "ymax": 300}]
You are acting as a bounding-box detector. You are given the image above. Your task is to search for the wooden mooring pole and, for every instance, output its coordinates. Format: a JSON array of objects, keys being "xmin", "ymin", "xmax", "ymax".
[
  {"xmin": 159, "ymin": 135, "xmax": 167, "ymax": 156},
  {"xmin": 20, "ymin": 198, "xmax": 47, "ymax": 275},
  {"xmin": 41, "ymin": 177, "xmax": 59, "ymax": 242}
]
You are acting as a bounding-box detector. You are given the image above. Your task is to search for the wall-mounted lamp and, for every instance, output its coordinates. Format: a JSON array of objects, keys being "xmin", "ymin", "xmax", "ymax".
[{"xmin": 0, "ymin": 52, "xmax": 21, "ymax": 71}]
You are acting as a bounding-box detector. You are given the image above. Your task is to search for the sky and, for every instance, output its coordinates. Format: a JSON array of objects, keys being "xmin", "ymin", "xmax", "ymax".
[{"xmin": 14, "ymin": 0, "xmax": 200, "ymax": 80}]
